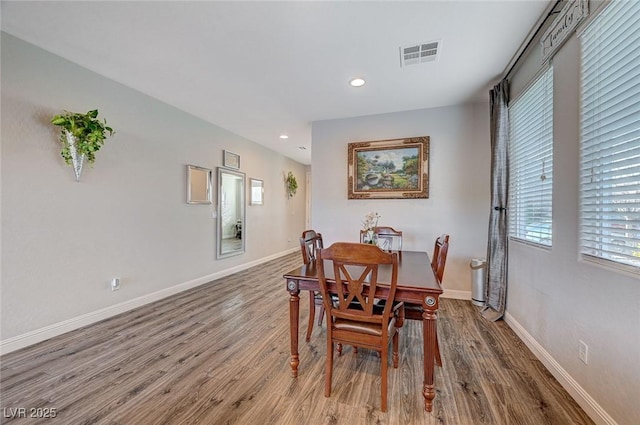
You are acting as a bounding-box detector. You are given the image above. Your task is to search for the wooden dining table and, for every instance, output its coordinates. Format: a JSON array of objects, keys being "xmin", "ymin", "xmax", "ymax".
[{"xmin": 283, "ymin": 250, "xmax": 443, "ymax": 412}]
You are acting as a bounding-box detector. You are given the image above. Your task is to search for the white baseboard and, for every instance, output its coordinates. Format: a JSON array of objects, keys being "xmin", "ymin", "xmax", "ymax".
[
  {"xmin": 504, "ymin": 312, "xmax": 618, "ymax": 425},
  {"xmin": 0, "ymin": 248, "xmax": 298, "ymax": 355},
  {"xmin": 441, "ymin": 289, "xmax": 471, "ymax": 300}
]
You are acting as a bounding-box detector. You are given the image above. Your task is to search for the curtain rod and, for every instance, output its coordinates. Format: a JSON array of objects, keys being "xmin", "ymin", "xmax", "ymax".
[{"xmin": 502, "ymin": 0, "xmax": 561, "ymax": 80}]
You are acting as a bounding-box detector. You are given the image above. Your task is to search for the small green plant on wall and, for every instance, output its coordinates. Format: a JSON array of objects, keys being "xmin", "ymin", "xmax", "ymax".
[
  {"xmin": 51, "ymin": 109, "xmax": 115, "ymax": 181},
  {"xmin": 286, "ymin": 171, "xmax": 298, "ymax": 198}
]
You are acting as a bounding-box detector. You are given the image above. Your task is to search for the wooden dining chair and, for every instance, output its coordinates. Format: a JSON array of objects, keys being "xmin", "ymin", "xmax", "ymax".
[
  {"xmin": 431, "ymin": 233, "xmax": 450, "ymax": 283},
  {"xmin": 317, "ymin": 242, "xmax": 404, "ymax": 412},
  {"xmin": 404, "ymin": 234, "xmax": 450, "ymax": 366},
  {"xmin": 359, "ymin": 226, "xmax": 403, "ymax": 252},
  {"xmin": 299, "ymin": 230, "xmax": 325, "ymax": 342}
]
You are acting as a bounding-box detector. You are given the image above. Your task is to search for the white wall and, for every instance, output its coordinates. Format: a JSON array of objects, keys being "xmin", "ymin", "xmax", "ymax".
[
  {"xmin": 1, "ymin": 33, "xmax": 307, "ymax": 351},
  {"xmin": 506, "ymin": 32, "xmax": 640, "ymax": 425},
  {"xmin": 311, "ymin": 103, "xmax": 491, "ymax": 296}
]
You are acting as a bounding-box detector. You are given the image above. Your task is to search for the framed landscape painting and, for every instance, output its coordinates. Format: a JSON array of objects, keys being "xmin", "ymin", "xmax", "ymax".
[{"xmin": 347, "ymin": 136, "xmax": 429, "ymax": 199}]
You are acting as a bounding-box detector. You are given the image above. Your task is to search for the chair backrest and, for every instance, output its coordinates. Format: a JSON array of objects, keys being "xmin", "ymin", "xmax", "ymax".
[
  {"xmin": 373, "ymin": 226, "xmax": 403, "ymax": 251},
  {"xmin": 431, "ymin": 234, "xmax": 450, "ymax": 283},
  {"xmin": 317, "ymin": 242, "xmax": 398, "ymax": 321},
  {"xmin": 359, "ymin": 226, "xmax": 403, "ymax": 251},
  {"xmin": 299, "ymin": 230, "xmax": 324, "ymax": 264}
]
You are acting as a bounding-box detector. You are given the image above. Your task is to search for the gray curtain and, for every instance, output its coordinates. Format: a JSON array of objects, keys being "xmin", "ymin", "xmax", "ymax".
[{"xmin": 483, "ymin": 79, "xmax": 509, "ymax": 321}]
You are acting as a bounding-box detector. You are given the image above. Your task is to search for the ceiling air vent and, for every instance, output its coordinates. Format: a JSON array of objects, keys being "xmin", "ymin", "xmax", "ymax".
[{"xmin": 400, "ymin": 40, "xmax": 441, "ymax": 67}]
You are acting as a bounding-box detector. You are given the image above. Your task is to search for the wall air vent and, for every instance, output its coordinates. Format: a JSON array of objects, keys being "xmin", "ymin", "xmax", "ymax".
[{"xmin": 400, "ymin": 40, "xmax": 441, "ymax": 67}]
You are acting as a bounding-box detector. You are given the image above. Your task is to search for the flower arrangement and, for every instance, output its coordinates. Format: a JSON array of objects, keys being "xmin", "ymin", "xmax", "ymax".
[
  {"xmin": 362, "ymin": 211, "xmax": 381, "ymax": 232},
  {"xmin": 362, "ymin": 212, "xmax": 381, "ymax": 244}
]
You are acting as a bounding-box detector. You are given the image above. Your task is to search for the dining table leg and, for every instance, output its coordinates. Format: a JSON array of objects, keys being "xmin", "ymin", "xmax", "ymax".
[
  {"xmin": 287, "ymin": 279, "xmax": 300, "ymax": 377},
  {"xmin": 422, "ymin": 295, "xmax": 439, "ymax": 412}
]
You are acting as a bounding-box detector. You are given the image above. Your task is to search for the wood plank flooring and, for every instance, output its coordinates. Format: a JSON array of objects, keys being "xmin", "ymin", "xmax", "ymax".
[{"xmin": 0, "ymin": 252, "xmax": 594, "ymax": 424}]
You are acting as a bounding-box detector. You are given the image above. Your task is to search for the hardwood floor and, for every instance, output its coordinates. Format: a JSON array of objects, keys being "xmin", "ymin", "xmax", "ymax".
[{"xmin": 0, "ymin": 252, "xmax": 594, "ymax": 424}]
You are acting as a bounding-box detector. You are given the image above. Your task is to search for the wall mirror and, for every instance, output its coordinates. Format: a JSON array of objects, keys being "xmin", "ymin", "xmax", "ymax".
[
  {"xmin": 187, "ymin": 165, "xmax": 212, "ymax": 204},
  {"xmin": 217, "ymin": 167, "xmax": 245, "ymax": 258}
]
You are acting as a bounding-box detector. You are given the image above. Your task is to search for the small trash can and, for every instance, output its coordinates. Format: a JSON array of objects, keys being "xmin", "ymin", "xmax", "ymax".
[{"xmin": 470, "ymin": 258, "xmax": 486, "ymax": 307}]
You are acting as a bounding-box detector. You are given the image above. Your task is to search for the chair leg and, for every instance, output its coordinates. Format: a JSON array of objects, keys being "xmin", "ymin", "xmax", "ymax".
[
  {"xmin": 381, "ymin": 346, "xmax": 388, "ymax": 412},
  {"xmin": 325, "ymin": 340, "xmax": 333, "ymax": 397},
  {"xmin": 306, "ymin": 291, "xmax": 315, "ymax": 342},
  {"xmin": 337, "ymin": 343, "xmax": 343, "ymax": 356},
  {"xmin": 317, "ymin": 304, "xmax": 325, "ymax": 326},
  {"xmin": 392, "ymin": 330, "xmax": 399, "ymax": 368}
]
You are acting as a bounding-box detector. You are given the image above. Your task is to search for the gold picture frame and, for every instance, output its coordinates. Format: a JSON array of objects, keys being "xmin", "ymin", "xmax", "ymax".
[{"xmin": 347, "ymin": 136, "xmax": 429, "ymax": 199}]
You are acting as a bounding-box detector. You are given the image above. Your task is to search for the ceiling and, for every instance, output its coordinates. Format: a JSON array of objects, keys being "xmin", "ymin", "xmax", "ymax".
[{"xmin": 1, "ymin": 1, "xmax": 551, "ymax": 165}]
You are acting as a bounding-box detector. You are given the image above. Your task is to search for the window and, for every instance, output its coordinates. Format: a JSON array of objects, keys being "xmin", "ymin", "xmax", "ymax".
[
  {"xmin": 509, "ymin": 66, "xmax": 554, "ymax": 246},
  {"xmin": 579, "ymin": 0, "xmax": 640, "ymax": 271}
]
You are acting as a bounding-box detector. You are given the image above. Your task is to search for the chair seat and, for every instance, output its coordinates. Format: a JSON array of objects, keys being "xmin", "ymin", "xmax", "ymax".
[
  {"xmin": 376, "ymin": 299, "xmax": 411, "ymax": 311},
  {"xmin": 381, "ymin": 300, "xmax": 425, "ymax": 320},
  {"xmin": 403, "ymin": 303, "xmax": 424, "ymax": 320},
  {"xmin": 404, "ymin": 303, "xmax": 423, "ymax": 315},
  {"xmin": 334, "ymin": 316, "xmax": 396, "ymax": 336},
  {"xmin": 315, "ymin": 292, "xmax": 341, "ymax": 302},
  {"xmin": 404, "ymin": 303, "xmax": 422, "ymax": 311}
]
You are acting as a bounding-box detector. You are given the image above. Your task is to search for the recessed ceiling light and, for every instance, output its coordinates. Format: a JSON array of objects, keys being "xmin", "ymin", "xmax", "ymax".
[
  {"xmin": 279, "ymin": 134, "xmax": 289, "ymax": 139},
  {"xmin": 349, "ymin": 78, "xmax": 366, "ymax": 87}
]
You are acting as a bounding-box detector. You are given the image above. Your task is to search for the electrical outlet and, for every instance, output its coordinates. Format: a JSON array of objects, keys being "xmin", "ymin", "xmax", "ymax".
[
  {"xmin": 111, "ymin": 278, "xmax": 121, "ymax": 291},
  {"xmin": 579, "ymin": 340, "xmax": 588, "ymax": 364}
]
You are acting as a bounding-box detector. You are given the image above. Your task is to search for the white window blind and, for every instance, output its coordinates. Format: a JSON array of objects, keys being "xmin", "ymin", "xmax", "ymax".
[
  {"xmin": 509, "ymin": 67, "xmax": 554, "ymax": 246},
  {"xmin": 580, "ymin": 0, "xmax": 640, "ymax": 271}
]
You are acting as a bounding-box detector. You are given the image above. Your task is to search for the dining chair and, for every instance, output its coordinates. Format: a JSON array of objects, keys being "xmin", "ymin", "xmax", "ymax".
[
  {"xmin": 299, "ymin": 230, "xmax": 325, "ymax": 342},
  {"xmin": 404, "ymin": 234, "xmax": 450, "ymax": 366},
  {"xmin": 317, "ymin": 242, "xmax": 404, "ymax": 412},
  {"xmin": 359, "ymin": 226, "xmax": 403, "ymax": 251},
  {"xmin": 431, "ymin": 233, "xmax": 450, "ymax": 283}
]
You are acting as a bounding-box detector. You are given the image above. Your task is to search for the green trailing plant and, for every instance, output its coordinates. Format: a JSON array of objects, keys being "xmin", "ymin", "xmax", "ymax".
[
  {"xmin": 286, "ymin": 171, "xmax": 298, "ymax": 198},
  {"xmin": 51, "ymin": 109, "xmax": 115, "ymax": 165}
]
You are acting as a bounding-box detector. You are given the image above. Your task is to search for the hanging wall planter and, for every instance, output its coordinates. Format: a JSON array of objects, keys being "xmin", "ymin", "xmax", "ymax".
[
  {"xmin": 285, "ymin": 171, "xmax": 298, "ymax": 198},
  {"xmin": 63, "ymin": 130, "xmax": 85, "ymax": 182},
  {"xmin": 51, "ymin": 109, "xmax": 115, "ymax": 182}
]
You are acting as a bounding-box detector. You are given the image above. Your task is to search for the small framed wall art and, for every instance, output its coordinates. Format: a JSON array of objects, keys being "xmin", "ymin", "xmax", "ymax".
[
  {"xmin": 223, "ymin": 150, "xmax": 240, "ymax": 169},
  {"xmin": 186, "ymin": 164, "xmax": 212, "ymax": 204},
  {"xmin": 250, "ymin": 178, "xmax": 264, "ymax": 205}
]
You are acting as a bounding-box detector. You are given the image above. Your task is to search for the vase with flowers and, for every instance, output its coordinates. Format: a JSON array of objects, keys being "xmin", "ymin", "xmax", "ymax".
[{"xmin": 361, "ymin": 211, "xmax": 381, "ymax": 244}]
